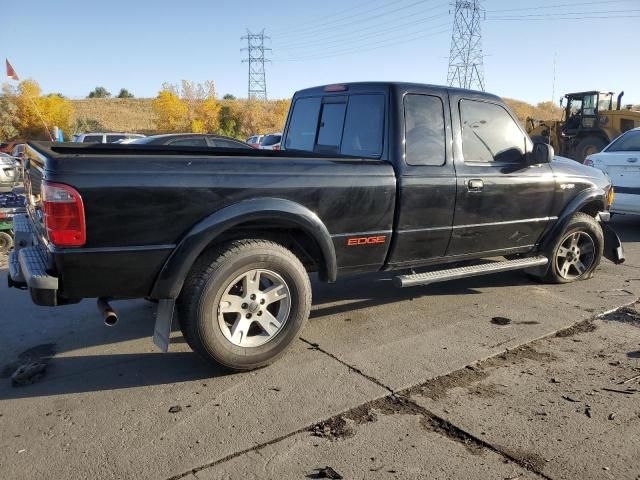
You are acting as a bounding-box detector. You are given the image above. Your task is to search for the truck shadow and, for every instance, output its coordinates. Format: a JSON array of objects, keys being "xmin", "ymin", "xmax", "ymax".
[
  {"xmin": 0, "ymin": 351, "xmax": 232, "ymax": 400},
  {"xmin": 310, "ymin": 269, "xmax": 534, "ymax": 320}
]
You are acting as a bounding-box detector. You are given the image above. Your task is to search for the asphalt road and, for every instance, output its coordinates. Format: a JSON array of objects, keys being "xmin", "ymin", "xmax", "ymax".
[{"xmin": 1, "ymin": 216, "xmax": 639, "ymax": 479}]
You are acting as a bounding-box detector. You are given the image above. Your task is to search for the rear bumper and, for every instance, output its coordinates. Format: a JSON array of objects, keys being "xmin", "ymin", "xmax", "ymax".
[{"xmin": 7, "ymin": 214, "xmax": 64, "ymax": 306}]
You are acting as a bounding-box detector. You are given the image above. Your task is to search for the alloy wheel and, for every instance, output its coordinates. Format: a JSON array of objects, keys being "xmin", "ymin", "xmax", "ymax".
[
  {"xmin": 555, "ymin": 231, "xmax": 596, "ymax": 280},
  {"xmin": 217, "ymin": 268, "xmax": 291, "ymax": 348}
]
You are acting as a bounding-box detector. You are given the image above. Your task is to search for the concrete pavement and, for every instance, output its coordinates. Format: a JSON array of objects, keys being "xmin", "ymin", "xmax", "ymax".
[{"xmin": 0, "ymin": 216, "xmax": 639, "ymax": 479}]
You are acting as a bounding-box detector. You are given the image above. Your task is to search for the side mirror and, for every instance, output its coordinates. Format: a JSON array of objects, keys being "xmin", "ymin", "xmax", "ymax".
[{"xmin": 531, "ymin": 142, "xmax": 554, "ymax": 165}]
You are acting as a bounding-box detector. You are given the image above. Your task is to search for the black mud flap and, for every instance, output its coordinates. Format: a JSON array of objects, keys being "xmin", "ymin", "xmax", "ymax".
[{"xmin": 602, "ymin": 223, "xmax": 625, "ymax": 264}]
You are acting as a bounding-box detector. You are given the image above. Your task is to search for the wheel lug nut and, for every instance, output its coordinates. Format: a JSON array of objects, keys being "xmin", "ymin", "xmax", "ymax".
[
  {"xmin": 260, "ymin": 299, "xmax": 265, "ymax": 305},
  {"xmin": 246, "ymin": 313, "xmax": 252, "ymax": 319},
  {"xmin": 250, "ymin": 294, "xmax": 256, "ymax": 300},
  {"xmin": 241, "ymin": 303, "xmax": 248, "ymax": 309},
  {"xmin": 257, "ymin": 311, "xmax": 262, "ymax": 316}
]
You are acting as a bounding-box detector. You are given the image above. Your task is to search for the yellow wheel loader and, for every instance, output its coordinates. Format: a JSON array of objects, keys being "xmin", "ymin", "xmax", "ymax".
[{"xmin": 526, "ymin": 91, "xmax": 640, "ymax": 162}]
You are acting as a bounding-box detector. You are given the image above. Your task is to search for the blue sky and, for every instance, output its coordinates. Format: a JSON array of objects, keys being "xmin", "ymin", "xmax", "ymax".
[{"xmin": 4, "ymin": 0, "xmax": 639, "ymax": 104}]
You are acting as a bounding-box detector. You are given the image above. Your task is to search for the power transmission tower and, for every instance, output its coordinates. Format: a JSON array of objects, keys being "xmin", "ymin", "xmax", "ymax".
[
  {"xmin": 241, "ymin": 30, "xmax": 271, "ymax": 100},
  {"xmin": 447, "ymin": 1, "xmax": 486, "ymax": 91}
]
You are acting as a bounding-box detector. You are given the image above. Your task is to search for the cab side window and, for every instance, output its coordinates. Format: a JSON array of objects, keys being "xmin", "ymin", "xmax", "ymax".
[
  {"xmin": 460, "ymin": 100, "xmax": 526, "ymax": 164},
  {"xmin": 404, "ymin": 94, "xmax": 445, "ymax": 166}
]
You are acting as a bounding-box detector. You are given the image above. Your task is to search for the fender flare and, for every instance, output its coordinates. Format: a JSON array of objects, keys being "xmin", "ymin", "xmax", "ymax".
[
  {"xmin": 540, "ymin": 187, "xmax": 607, "ymax": 251},
  {"xmin": 150, "ymin": 198, "xmax": 337, "ymax": 299}
]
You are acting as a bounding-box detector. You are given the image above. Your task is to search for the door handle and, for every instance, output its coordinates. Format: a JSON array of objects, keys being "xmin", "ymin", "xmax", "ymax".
[{"xmin": 467, "ymin": 179, "xmax": 484, "ymax": 191}]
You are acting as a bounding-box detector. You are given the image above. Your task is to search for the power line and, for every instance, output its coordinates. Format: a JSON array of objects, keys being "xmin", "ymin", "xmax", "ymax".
[
  {"xmin": 447, "ymin": 0, "xmax": 486, "ymax": 92},
  {"xmin": 241, "ymin": 30, "xmax": 271, "ymax": 100},
  {"xmin": 275, "ymin": 26, "xmax": 452, "ymax": 63},
  {"xmin": 273, "ymin": 10, "xmax": 449, "ymax": 53},
  {"xmin": 489, "ymin": 8, "xmax": 640, "ymax": 18},
  {"xmin": 275, "ymin": 0, "xmax": 435, "ymax": 40},
  {"xmin": 487, "ymin": 0, "xmax": 638, "ymax": 13},
  {"xmin": 269, "ymin": 0, "xmax": 392, "ymax": 36},
  {"xmin": 488, "ymin": 13, "xmax": 640, "ymax": 20}
]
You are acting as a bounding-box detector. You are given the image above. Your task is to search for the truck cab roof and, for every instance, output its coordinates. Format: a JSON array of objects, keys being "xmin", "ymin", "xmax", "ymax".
[{"xmin": 293, "ymin": 81, "xmax": 502, "ymax": 103}]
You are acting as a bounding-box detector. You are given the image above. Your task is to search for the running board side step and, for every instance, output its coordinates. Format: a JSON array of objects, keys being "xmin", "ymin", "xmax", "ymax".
[{"xmin": 393, "ymin": 256, "xmax": 548, "ymax": 288}]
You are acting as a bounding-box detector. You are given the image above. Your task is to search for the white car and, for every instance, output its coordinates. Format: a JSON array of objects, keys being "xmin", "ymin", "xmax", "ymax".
[
  {"xmin": 260, "ymin": 133, "xmax": 282, "ymax": 150},
  {"xmin": 585, "ymin": 127, "xmax": 640, "ymax": 215},
  {"xmin": 72, "ymin": 132, "xmax": 145, "ymax": 144}
]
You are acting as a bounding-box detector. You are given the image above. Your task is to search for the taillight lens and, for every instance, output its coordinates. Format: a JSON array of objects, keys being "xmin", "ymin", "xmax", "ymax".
[
  {"xmin": 42, "ymin": 181, "xmax": 86, "ymax": 247},
  {"xmin": 273, "ymin": 144, "xmax": 281, "ymax": 151},
  {"xmin": 584, "ymin": 158, "xmax": 594, "ymax": 167}
]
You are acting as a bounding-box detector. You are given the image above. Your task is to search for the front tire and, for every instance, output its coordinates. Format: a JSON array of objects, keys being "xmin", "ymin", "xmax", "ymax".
[
  {"xmin": 575, "ymin": 136, "xmax": 607, "ymax": 163},
  {"xmin": 541, "ymin": 213, "xmax": 603, "ymax": 283},
  {"xmin": 177, "ymin": 239, "xmax": 312, "ymax": 370}
]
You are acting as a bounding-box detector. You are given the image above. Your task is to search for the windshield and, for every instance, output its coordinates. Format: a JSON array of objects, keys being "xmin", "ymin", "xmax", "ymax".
[{"xmin": 606, "ymin": 130, "xmax": 640, "ymax": 152}]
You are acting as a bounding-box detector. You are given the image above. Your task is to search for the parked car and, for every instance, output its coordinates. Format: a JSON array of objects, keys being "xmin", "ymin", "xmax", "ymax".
[
  {"xmin": 260, "ymin": 133, "xmax": 282, "ymax": 150},
  {"xmin": 10, "ymin": 144, "xmax": 26, "ymax": 182},
  {"xmin": 246, "ymin": 135, "xmax": 264, "ymax": 149},
  {"xmin": 0, "ymin": 153, "xmax": 18, "ymax": 191},
  {"xmin": 129, "ymin": 134, "xmax": 252, "ymax": 149},
  {"xmin": 9, "ymin": 82, "xmax": 624, "ymax": 371},
  {"xmin": 585, "ymin": 127, "xmax": 640, "ymax": 215},
  {"xmin": 72, "ymin": 133, "xmax": 146, "ymax": 144}
]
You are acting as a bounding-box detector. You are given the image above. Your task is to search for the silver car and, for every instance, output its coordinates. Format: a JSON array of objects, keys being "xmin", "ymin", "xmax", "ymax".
[{"xmin": 0, "ymin": 153, "xmax": 18, "ymax": 191}]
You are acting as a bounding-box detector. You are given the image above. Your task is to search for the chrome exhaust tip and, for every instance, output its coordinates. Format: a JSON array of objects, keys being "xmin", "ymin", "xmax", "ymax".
[{"xmin": 97, "ymin": 297, "xmax": 118, "ymax": 326}]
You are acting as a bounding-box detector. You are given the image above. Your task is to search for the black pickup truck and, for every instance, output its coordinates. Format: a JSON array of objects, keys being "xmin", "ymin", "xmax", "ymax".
[{"xmin": 8, "ymin": 82, "xmax": 624, "ymax": 370}]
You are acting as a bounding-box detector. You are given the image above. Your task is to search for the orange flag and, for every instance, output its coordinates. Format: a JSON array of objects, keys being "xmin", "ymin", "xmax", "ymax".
[{"xmin": 6, "ymin": 59, "xmax": 19, "ymax": 81}]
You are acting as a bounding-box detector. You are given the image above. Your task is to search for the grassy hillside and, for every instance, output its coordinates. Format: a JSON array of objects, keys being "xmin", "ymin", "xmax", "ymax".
[
  {"xmin": 72, "ymin": 98, "xmax": 155, "ymax": 133},
  {"xmin": 71, "ymin": 96, "xmax": 566, "ymax": 136}
]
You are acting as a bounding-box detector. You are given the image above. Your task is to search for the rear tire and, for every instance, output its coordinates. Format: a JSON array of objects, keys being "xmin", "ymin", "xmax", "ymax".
[
  {"xmin": 0, "ymin": 231, "xmax": 13, "ymax": 253},
  {"xmin": 539, "ymin": 213, "xmax": 603, "ymax": 283},
  {"xmin": 177, "ymin": 239, "xmax": 312, "ymax": 370}
]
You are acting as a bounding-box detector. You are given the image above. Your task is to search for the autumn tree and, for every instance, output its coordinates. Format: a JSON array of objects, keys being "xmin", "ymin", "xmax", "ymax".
[
  {"xmin": 152, "ymin": 88, "xmax": 188, "ymax": 132},
  {"xmin": 0, "ymin": 84, "xmax": 19, "ymax": 140},
  {"xmin": 15, "ymin": 80, "xmax": 74, "ymax": 139}
]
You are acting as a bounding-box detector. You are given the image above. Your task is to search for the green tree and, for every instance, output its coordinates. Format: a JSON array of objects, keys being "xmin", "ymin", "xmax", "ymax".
[
  {"xmin": 87, "ymin": 86, "xmax": 111, "ymax": 98},
  {"xmin": 117, "ymin": 88, "xmax": 134, "ymax": 99},
  {"xmin": 223, "ymin": 93, "xmax": 236, "ymax": 100}
]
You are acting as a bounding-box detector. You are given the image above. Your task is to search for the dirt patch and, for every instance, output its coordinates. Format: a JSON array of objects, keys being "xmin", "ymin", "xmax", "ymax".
[
  {"xmin": 311, "ymin": 416, "xmax": 354, "ymax": 441},
  {"xmin": 409, "ymin": 346, "xmax": 555, "ymax": 401},
  {"xmin": 555, "ymin": 320, "xmax": 597, "ymax": 337},
  {"xmin": 498, "ymin": 447, "xmax": 547, "ymax": 471},
  {"xmin": 602, "ymin": 303, "xmax": 640, "ymax": 328},
  {"xmin": 411, "ymin": 367, "xmax": 489, "ymax": 400}
]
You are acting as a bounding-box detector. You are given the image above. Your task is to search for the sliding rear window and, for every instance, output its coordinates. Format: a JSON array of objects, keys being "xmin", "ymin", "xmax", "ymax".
[{"xmin": 284, "ymin": 93, "xmax": 384, "ymax": 158}]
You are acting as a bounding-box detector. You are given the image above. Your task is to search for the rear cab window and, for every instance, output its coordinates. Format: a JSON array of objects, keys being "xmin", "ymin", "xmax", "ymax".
[
  {"xmin": 284, "ymin": 92, "xmax": 385, "ymax": 158},
  {"xmin": 82, "ymin": 135, "xmax": 103, "ymax": 143}
]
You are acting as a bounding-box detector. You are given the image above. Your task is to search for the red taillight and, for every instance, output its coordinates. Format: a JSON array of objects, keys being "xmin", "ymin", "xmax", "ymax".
[
  {"xmin": 42, "ymin": 181, "xmax": 86, "ymax": 247},
  {"xmin": 273, "ymin": 144, "xmax": 281, "ymax": 151},
  {"xmin": 584, "ymin": 157, "xmax": 594, "ymax": 167}
]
